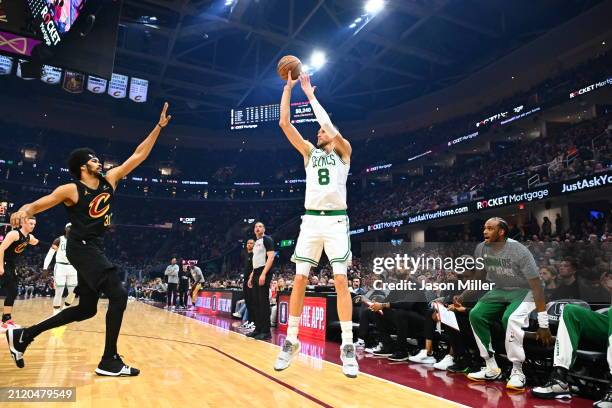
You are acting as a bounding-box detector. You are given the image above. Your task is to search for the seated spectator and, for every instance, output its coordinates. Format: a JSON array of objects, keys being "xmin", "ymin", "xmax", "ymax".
[
  {"xmin": 551, "ymin": 258, "xmax": 586, "ymax": 300},
  {"xmin": 539, "ymin": 266, "xmax": 559, "ymax": 300},
  {"xmin": 366, "ymin": 279, "xmax": 427, "ymax": 362},
  {"xmin": 350, "ymin": 277, "xmax": 366, "ymax": 295}
]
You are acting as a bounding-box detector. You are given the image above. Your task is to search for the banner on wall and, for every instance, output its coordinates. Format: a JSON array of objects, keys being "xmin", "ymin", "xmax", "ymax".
[
  {"xmin": 129, "ymin": 77, "xmax": 149, "ymax": 103},
  {"xmin": 40, "ymin": 65, "xmax": 62, "ymax": 84},
  {"xmin": 87, "ymin": 76, "xmax": 108, "ymax": 94},
  {"xmin": 108, "ymin": 73, "xmax": 128, "ymax": 99},
  {"xmin": 0, "ymin": 55, "xmax": 13, "ymax": 75},
  {"xmin": 16, "ymin": 59, "xmax": 35, "ymax": 80},
  {"xmin": 62, "ymin": 71, "xmax": 84, "ymax": 93}
]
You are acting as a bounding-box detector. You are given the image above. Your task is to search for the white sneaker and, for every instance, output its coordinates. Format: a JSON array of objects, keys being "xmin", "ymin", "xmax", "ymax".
[
  {"xmin": 340, "ymin": 344, "xmax": 359, "ymax": 378},
  {"xmin": 433, "ymin": 354, "xmax": 454, "ymax": 371},
  {"xmin": 232, "ymin": 312, "xmax": 242, "ymax": 318},
  {"xmin": 506, "ymin": 367, "xmax": 526, "ymax": 390},
  {"xmin": 274, "ymin": 339, "xmax": 300, "ymax": 371},
  {"xmin": 364, "ymin": 342, "xmax": 383, "ymax": 354},
  {"xmin": 408, "ymin": 349, "xmax": 436, "ymax": 364},
  {"xmin": 467, "ymin": 366, "xmax": 502, "ymax": 382},
  {"xmin": 531, "ymin": 376, "xmax": 571, "ymax": 399},
  {"xmin": 354, "ymin": 338, "xmax": 366, "ymax": 349}
]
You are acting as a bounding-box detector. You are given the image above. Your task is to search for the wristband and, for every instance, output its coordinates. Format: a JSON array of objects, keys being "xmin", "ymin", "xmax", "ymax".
[
  {"xmin": 156, "ymin": 123, "xmax": 164, "ymax": 129},
  {"xmin": 537, "ymin": 311, "xmax": 549, "ymax": 328}
]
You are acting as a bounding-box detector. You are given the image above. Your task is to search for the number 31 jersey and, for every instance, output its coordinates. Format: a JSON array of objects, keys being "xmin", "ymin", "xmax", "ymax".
[{"xmin": 65, "ymin": 175, "xmax": 114, "ymax": 241}]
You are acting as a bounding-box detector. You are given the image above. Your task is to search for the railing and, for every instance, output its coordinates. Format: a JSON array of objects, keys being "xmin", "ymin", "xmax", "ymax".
[
  {"xmin": 591, "ymin": 130, "xmax": 608, "ymax": 160},
  {"xmin": 565, "ymin": 149, "xmax": 579, "ymax": 166},
  {"xmin": 528, "ymin": 174, "xmax": 540, "ymax": 188}
]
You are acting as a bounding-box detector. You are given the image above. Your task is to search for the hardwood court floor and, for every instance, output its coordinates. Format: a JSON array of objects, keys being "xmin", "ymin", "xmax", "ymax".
[{"xmin": 0, "ymin": 298, "xmax": 464, "ymax": 408}]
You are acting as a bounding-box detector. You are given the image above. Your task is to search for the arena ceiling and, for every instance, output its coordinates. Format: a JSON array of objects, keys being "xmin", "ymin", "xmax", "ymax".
[{"xmin": 113, "ymin": 0, "xmax": 603, "ymax": 126}]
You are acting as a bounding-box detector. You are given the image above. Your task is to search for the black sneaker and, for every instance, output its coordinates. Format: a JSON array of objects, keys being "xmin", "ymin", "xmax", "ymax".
[
  {"xmin": 388, "ymin": 351, "xmax": 410, "ymax": 362},
  {"xmin": 6, "ymin": 327, "xmax": 32, "ymax": 368},
  {"xmin": 254, "ymin": 332, "xmax": 272, "ymax": 341},
  {"xmin": 531, "ymin": 367, "xmax": 571, "ymax": 400},
  {"xmin": 95, "ymin": 354, "xmax": 140, "ymax": 377},
  {"xmin": 447, "ymin": 355, "xmax": 471, "ymax": 373},
  {"xmin": 246, "ymin": 331, "xmax": 261, "ymax": 338},
  {"xmin": 372, "ymin": 346, "xmax": 394, "ymax": 357}
]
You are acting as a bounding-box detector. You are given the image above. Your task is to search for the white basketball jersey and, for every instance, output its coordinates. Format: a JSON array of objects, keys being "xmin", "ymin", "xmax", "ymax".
[
  {"xmin": 56, "ymin": 235, "xmax": 70, "ymax": 264},
  {"xmin": 304, "ymin": 148, "xmax": 349, "ymax": 210}
]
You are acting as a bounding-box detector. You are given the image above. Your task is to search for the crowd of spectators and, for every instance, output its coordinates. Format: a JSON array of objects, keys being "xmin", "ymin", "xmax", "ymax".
[
  {"xmin": 0, "ymin": 49, "xmax": 610, "ymax": 300},
  {"xmin": 350, "ymin": 113, "xmax": 611, "ymax": 226}
]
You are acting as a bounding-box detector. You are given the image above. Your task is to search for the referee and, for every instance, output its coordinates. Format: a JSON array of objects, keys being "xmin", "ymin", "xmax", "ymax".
[
  {"xmin": 247, "ymin": 222, "xmax": 275, "ymax": 340},
  {"xmin": 241, "ymin": 239, "xmax": 255, "ymax": 328}
]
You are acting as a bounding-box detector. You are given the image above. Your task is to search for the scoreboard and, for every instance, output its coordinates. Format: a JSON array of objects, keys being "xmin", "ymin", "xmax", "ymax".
[{"xmin": 230, "ymin": 101, "xmax": 317, "ymax": 130}]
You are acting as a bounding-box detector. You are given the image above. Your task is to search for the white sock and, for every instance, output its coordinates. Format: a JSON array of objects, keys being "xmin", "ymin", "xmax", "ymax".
[
  {"xmin": 485, "ymin": 356, "xmax": 499, "ymax": 371},
  {"xmin": 287, "ymin": 315, "xmax": 300, "ymax": 343},
  {"xmin": 512, "ymin": 362, "xmax": 523, "ymax": 372},
  {"xmin": 340, "ymin": 321, "xmax": 353, "ymax": 346}
]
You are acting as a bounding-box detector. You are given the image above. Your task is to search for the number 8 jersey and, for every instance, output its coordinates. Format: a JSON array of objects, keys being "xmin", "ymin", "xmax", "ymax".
[
  {"xmin": 65, "ymin": 175, "xmax": 114, "ymax": 241},
  {"xmin": 304, "ymin": 148, "xmax": 349, "ymax": 211}
]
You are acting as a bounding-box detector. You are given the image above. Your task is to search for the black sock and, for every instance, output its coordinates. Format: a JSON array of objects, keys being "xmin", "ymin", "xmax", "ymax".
[
  {"xmin": 553, "ymin": 366, "xmax": 569, "ymax": 383},
  {"xmin": 2, "ymin": 313, "xmax": 11, "ymax": 323}
]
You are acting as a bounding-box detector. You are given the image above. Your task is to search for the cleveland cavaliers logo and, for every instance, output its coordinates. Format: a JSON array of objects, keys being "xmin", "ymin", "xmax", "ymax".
[
  {"xmin": 14, "ymin": 242, "xmax": 27, "ymax": 253},
  {"xmin": 88, "ymin": 193, "xmax": 111, "ymax": 218}
]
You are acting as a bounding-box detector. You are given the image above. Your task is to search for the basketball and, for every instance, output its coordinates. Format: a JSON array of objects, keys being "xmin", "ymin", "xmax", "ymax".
[{"xmin": 277, "ymin": 55, "xmax": 302, "ymax": 81}]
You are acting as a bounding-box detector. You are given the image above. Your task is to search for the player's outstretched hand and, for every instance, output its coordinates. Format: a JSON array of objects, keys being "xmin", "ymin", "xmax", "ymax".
[
  {"xmin": 158, "ymin": 102, "xmax": 172, "ymax": 128},
  {"xmin": 299, "ymin": 73, "xmax": 316, "ymax": 99},
  {"xmin": 285, "ymin": 72, "xmax": 299, "ymax": 90},
  {"xmin": 10, "ymin": 210, "xmax": 28, "ymax": 228}
]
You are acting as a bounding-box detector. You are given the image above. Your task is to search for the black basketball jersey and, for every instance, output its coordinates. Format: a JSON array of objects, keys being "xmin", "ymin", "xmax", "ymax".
[
  {"xmin": 4, "ymin": 229, "xmax": 30, "ymax": 263},
  {"xmin": 65, "ymin": 175, "xmax": 114, "ymax": 241}
]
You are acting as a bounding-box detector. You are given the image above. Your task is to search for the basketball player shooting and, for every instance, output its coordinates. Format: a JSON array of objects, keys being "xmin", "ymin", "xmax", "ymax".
[
  {"xmin": 5, "ymin": 103, "xmax": 172, "ymax": 376},
  {"xmin": 274, "ymin": 72, "xmax": 358, "ymax": 378}
]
